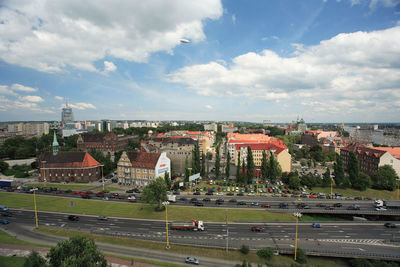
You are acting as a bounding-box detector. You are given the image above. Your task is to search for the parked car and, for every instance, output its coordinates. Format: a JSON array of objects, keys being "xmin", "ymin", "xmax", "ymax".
[
  {"xmin": 384, "ymin": 223, "xmax": 397, "ymax": 228},
  {"xmin": 261, "ymin": 204, "xmax": 271, "ymax": 208},
  {"xmin": 193, "ymin": 192, "xmax": 200, "ymax": 195},
  {"xmin": 202, "ymin": 198, "xmax": 211, "ymax": 202},
  {"xmin": 312, "ymin": 222, "xmax": 321, "ymax": 228},
  {"xmin": 185, "ymin": 257, "xmax": 200, "ymax": 265},
  {"xmin": 0, "ymin": 218, "xmax": 9, "ymax": 224},
  {"xmin": 251, "ymin": 201, "xmax": 259, "ymax": 206},
  {"xmin": 179, "ymin": 197, "xmax": 188, "ymax": 201},
  {"xmin": 227, "ymin": 192, "xmax": 234, "ymax": 196},
  {"xmin": 128, "ymin": 198, "xmax": 137, "ymax": 203},
  {"xmin": 237, "ymin": 201, "xmax": 247, "ymax": 205},
  {"xmin": 251, "ymin": 226, "xmax": 264, "ymax": 232},
  {"xmin": 68, "ymin": 215, "xmax": 79, "ymax": 221}
]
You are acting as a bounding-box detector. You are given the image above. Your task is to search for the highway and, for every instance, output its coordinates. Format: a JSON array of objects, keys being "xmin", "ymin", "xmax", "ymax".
[{"xmin": 2, "ymin": 209, "xmax": 400, "ymax": 261}]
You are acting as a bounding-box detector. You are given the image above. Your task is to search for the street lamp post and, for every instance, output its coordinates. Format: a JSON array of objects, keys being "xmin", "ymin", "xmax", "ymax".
[
  {"xmin": 164, "ymin": 201, "xmax": 170, "ymax": 249},
  {"xmin": 225, "ymin": 208, "xmax": 229, "ymax": 253},
  {"xmin": 293, "ymin": 212, "xmax": 302, "ymax": 261},
  {"xmin": 33, "ymin": 188, "xmax": 39, "ymax": 229},
  {"xmin": 101, "ymin": 165, "xmax": 105, "ymax": 191}
]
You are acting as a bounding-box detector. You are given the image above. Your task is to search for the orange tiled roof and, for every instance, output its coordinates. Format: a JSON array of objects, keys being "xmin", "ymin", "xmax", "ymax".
[
  {"xmin": 373, "ymin": 147, "xmax": 400, "ymax": 159},
  {"xmin": 126, "ymin": 151, "xmax": 161, "ymax": 169}
]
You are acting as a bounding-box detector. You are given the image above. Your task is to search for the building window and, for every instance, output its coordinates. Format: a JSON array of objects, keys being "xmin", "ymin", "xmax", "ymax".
[
  {"xmin": 143, "ymin": 169, "xmax": 147, "ymax": 173},
  {"xmin": 136, "ymin": 169, "xmax": 140, "ymax": 173}
]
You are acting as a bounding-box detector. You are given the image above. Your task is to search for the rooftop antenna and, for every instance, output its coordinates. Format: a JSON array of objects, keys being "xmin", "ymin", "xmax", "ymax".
[{"xmin": 65, "ymin": 98, "xmax": 69, "ymax": 108}]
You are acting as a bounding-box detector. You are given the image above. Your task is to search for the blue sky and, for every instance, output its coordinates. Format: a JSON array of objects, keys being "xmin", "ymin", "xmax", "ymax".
[{"xmin": 0, "ymin": 0, "xmax": 399, "ymax": 123}]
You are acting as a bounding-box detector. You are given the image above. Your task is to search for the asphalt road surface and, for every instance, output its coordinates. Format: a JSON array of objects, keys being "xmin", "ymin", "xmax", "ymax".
[{"xmin": 3, "ymin": 209, "xmax": 400, "ymax": 261}]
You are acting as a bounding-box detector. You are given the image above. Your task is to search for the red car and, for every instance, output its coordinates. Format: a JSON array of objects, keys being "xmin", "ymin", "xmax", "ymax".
[
  {"xmin": 129, "ymin": 198, "xmax": 137, "ymax": 203},
  {"xmin": 72, "ymin": 191, "xmax": 80, "ymax": 194},
  {"xmin": 118, "ymin": 195, "xmax": 125, "ymax": 199},
  {"xmin": 86, "ymin": 190, "xmax": 93, "ymax": 194},
  {"xmin": 281, "ymin": 193, "xmax": 289, "ymax": 197},
  {"xmin": 325, "ymin": 206, "xmax": 335, "ymax": 210},
  {"xmin": 309, "ymin": 195, "xmax": 318, "ymax": 198},
  {"xmin": 261, "ymin": 204, "xmax": 271, "ymax": 208},
  {"xmin": 97, "ymin": 191, "xmax": 104, "ymax": 195},
  {"xmin": 251, "ymin": 226, "xmax": 264, "ymax": 232},
  {"xmin": 80, "ymin": 192, "xmax": 87, "ymax": 196}
]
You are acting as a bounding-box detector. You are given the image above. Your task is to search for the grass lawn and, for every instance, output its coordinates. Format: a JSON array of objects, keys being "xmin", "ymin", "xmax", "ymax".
[
  {"xmin": 0, "ymin": 230, "xmax": 49, "ymax": 247},
  {"xmin": 0, "ymin": 192, "xmax": 294, "ymax": 222},
  {"xmin": 0, "ymin": 256, "xmax": 25, "ymax": 267},
  {"xmin": 25, "ymin": 183, "xmax": 120, "ymax": 192},
  {"xmin": 312, "ymin": 187, "xmax": 399, "ymax": 200},
  {"xmin": 38, "ymin": 227, "xmax": 348, "ymax": 267}
]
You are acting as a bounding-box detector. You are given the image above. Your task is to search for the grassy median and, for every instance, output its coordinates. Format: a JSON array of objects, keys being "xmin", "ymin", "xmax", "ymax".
[{"xmin": 0, "ymin": 192, "xmax": 294, "ymax": 222}]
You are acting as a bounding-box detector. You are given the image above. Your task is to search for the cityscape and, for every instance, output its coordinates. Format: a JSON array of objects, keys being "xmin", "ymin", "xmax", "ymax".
[{"xmin": 0, "ymin": 1, "xmax": 400, "ymax": 267}]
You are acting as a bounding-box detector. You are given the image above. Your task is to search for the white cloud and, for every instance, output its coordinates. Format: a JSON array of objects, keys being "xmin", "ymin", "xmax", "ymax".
[
  {"xmin": 54, "ymin": 96, "xmax": 64, "ymax": 101},
  {"xmin": 232, "ymin": 14, "xmax": 236, "ymax": 24},
  {"xmin": 20, "ymin": 95, "xmax": 44, "ymax": 102},
  {"xmin": 205, "ymin": 104, "xmax": 213, "ymax": 110},
  {"xmin": 102, "ymin": 61, "xmax": 117, "ymax": 74},
  {"xmin": 168, "ymin": 25, "xmax": 400, "ymax": 117},
  {"xmin": 0, "ymin": 0, "xmax": 223, "ymax": 73},
  {"xmin": 68, "ymin": 102, "xmax": 96, "ymax": 110},
  {"xmin": 10, "ymin": 84, "xmax": 38, "ymax": 92}
]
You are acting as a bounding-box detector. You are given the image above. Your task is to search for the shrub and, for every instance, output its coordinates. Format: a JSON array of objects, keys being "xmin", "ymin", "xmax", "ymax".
[
  {"xmin": 295, "ymin": 248, "xmax": 307, "ymax": 264},
  {"xmin": 239, "ymin": 244, "xmax": 249, "ymax": 255},
  {"xmin": 256, "ymin": 248, "xmax": 273, "ymax": 261}
]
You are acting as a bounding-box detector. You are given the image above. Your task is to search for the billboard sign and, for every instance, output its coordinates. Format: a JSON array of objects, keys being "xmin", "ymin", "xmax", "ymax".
[{"xmin": 189, "ymin": 173, "xmax": 201, "ymax": 182}]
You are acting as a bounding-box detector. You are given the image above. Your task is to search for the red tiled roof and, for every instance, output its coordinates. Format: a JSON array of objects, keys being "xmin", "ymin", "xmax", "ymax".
[
  {"xmin": 126, "ymin": 151, "xmax": 161, "ymax": 169},
  {"xmin": 235, "ymin": 143, "xmax": 286, "ymax": 154},
  {"xmin": 342, "ymin": 144, "xmax": 386, "ymax": 158},
  {"xmin": 373, "ymin": 147, "xmax": 400, "ymax": 159}
]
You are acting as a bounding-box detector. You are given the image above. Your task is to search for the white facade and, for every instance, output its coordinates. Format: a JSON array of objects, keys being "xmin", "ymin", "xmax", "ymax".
[
  {"xmin": 155, "ymin": 152, "xmax": 171, "ymax": 178},
  {"xmin": 379, "ymin": 152, "xmax": 400, "ymax": 177}
]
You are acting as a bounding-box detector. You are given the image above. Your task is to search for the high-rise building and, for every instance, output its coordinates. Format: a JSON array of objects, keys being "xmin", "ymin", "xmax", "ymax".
[{"xmin": 61, "ymin": 100, "xmax": 74, "ymax": 125}]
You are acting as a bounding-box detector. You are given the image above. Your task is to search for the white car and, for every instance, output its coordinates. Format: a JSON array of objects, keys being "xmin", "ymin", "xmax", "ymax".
[
  {"xmin": 376, "ymin": 207, "xmax": 387, "ymax": 211},
  {"xmin": 216, "ymin": 192, "xmax": 224, "ymax": 196}
]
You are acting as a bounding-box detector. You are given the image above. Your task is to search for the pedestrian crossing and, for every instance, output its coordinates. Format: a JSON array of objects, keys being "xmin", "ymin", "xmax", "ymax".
[{"xmin": 318, "ymin": 239, "xmax": 385, "ymax": 245}]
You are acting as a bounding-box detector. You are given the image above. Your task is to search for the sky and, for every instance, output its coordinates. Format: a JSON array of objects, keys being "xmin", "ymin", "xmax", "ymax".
[{"xmin": 0, "ymin": 0, "xmax": 399, "ymax": 123}]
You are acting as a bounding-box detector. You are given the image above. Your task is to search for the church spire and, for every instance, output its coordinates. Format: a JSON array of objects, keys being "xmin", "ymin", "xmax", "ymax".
[{"xmin": 52, "ymin": 131, "xmax": 59, "ymax": 156}]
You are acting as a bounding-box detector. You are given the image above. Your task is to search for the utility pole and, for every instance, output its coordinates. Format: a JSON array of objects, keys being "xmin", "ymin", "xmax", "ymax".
[
  {"xmin": 33, "ymin": 188, "xmax": 38, "ymax": 229},
  {"xmin": 293, "ymin": 212, "xmax": 302, "ymax": 261},
  {"xmin": 225, "ymin": 208, "xmax": 228, "ymax": 253},
  {"xmin": 164, "ymin": 202, "xmax": 170, "ymax": 249}
]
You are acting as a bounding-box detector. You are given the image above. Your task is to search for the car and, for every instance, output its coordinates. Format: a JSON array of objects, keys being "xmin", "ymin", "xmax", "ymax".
[
  {"xmin": 97, "ymin": 216, "xmax": 108, "ymax": 221},
  {"xmin": 129, "ymin": 198, "xmax": 137, "ymax": 203},
  {"xmin": 0, "ymin": 218, "xmax": 9, "ymax": 224},
  {"xmin": 0, "ymin": 206, "xmax": 9, "ymax": 212},
  {"xmin": 179, "ymin": 197, "xmax": 188, "ymax": 201},
  {"xmin": 354, "ymin": 196, "xmax": 363, "ymax": 200},
  {"xmin": 216, "ymin": 192, "xmax": 224, "ymax": 196},
  {"xmin": 237, "ymin": 193, "xmax": 244, "ymax": 196},
  {"xmin": 193, "ymin": 192, "xmax": 200, "ymax": 195},
  {"xmin": 248, "ymin": 193, "xmax": 255, "ymax": 196},
  {"xmin": 205, "ymin": 192, "xmax": 213, "ymax": 195},
  {"xmin": 102, "ymin": 197, "xmax": 109, "ymax": 201},
  {"xmin": 185, "ymin": 257, "xmax": 200, "ymax": 265},
  {"xmin": 261, "ymin": 204, "xmax": 271, "ymax": 208},
  {"xmin": 216, "ymin": 199, "xmax": 224, "ymax": 205},
  {"xmin": 173, "ymin": 191, "xmax": 180, "ymax": 195},
  {"xmin": 279, "ymin": 203, "xmax": 288, "ymax": 209},
  {"xmin": 1, "ymin": 211, "xmax": 13, "ymax": 217},
  {"xmin": 227, "ymin": 192, "xmax": 234, "ymax": 196},
  {"xmin": 195, "ymin": 202, "xmax": 204, "ymax": 206},
  {"xmin": 237, "ymin": 201, "xmax": 247, "ymax": 205},
  {"xmin": 126, "ymin": 189, "xmax": 134, "ymax": 193},
  {"xmin": 347, "ymin": 204, "xmax": 360, "ymax": 210},
  {"xmin": 251, "ymin": 201, "xmax": 259, "ymax": 206},
  {"xmin": 325, "ymin": 206, "xmax": 335, "ymax": 210},
  {"xmin": 384, "ymin": 223, "xmax": 397, "ymax": 228},
  {"xmin": 333, "ymin": 203, "xmax": 342, "ymax": 207},
  {"xmin": 72, "ymin": 190, "xmax": 80, "ymax": 194},
  {"xmin": 312, "ymin": 222, "xmax": 321, "ymax": 228},
  {"xmin": 202, "ymin": 198, "xmax": 211, "ymax": 202},
  {"xmin": 376, "ymin": 207, "xmax": 387, "ymax": 211},
  {"xmin": 68, "ymin": 215, "xmax": 79, "ymax": 221},
  {"xmin": 189, "ymin": 198, "xmax": 198, "ymax": 203},
  {"xmin": 251, "ymin": 226, "xmax": 264, "ymax": 232},
  {"xmin": 309, "ymin": 195, "xmax": 318, "ymax": 198},
  {"xmin": 117, "ymin": 195, "xmax": 125, "ymax": 199}
]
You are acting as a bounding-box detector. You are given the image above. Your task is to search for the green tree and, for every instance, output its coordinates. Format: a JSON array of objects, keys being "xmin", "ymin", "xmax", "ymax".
[
  {"xmin": 256, "ymin": 248, "xmax": 273, "ymax": 261},
  {"xmin": 371, "ymin": 165, "xmax": 399, "ymax": 191},
  {"xmin": 295, "ymin": 248, "xmax": 307, "ymax": 264},
  {"xmin": 0, "ymin": 160, "xmax": 9, "ymax": 173},
  {"xmin": 268, "ymin": 152, "xmax": 281, "ymax": 183},
  {"xmin": 215, "ymin": 145, "xmax": 221, "ymax": 179},
  {"xmin": 236, "ymin": 151, "xmax": 241, "ymax": 182},
  {"xmin": 347, "ymin": 151, "xmax": 359, "ymax": 188},
  {"xmin": 24, "ymin": 250, "xmax": 47, "ymax": 267},
  {"xmin": 300, "ymin": 174, "xmax": 317, "ymax": 188},
  {"xmin": 239, "ymin": 244, "xmax": 249, "ymax": 255},
  {"xmin": 261, "ymin": 150, "xmax": 268, "ymax": 182},
  {"xmin": 241, "ymin": 159, "xmax": 246, "ymax": 184},
  {"xmin": 200, "ymin": 153, "xmax": 206, "ymax": 177},
  {"xmin": 352, "ymin": 172, "xmax": 371, "ymax": 191},
  {"xmin": 191, "ymin": 143, "xmax": 201, "ymax": 174},
  {"xmin": 47, "ymin": 236, "xmax": 107, "ymax": 267},
  {"xmin": 164, "ymin": 172, "xmax": 171, "ymax": 190},
  {"xmin": 141, "ymin": 177, "xmax": 168, "ymax": 210},
  {"xmin": 333, "ymin": 153, "xmax": 345, "ymax": 187},
  {"xmin": 288, "ymin": 173, "xmax": 301, "ymax": 189},
  {"xmin": 322, "ymin": 167, "xmax": 331, "ymax": 187},
  {"xmin": 226, "ymin": 152, "xmax": 231, "ymax": 178},
  {"xmin": 246, "ymin": 146, "xmax": 254, "ymax": 184},
  {"xmin": 184, "ymin": 156, "xmax": 189, "ymax": 182}
]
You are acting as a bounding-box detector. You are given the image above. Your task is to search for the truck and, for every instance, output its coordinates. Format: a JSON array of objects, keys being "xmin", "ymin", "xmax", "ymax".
[
  {"xmin": 0, "ymin": 180, "xmax": 14, "ymax": 188},
  {"xmin": 170, "ymin": 220, "xmax": 204, "ymax": 231},
  {"xmin": 374, "ymin": 199, "xmax": 384, "ymax": 208},
  {"xmin": 384, "ymin": 201, "xmax": 400, "ymax": 209},
  {"xmin": 167, "ymin": 195, "xmax": 176, "ymax": 203}
]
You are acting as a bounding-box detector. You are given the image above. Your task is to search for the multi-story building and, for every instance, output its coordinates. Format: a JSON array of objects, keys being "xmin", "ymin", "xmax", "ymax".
[
  {"xmin": 235, "ymin": 143, "xmax": 292, "ymax": 173},
  {"xmin": 204, "ymin": 123, "xmax": 218, "ymax": 132},
  {"xmin": 117, "ymin": 151, "xmax": 170, "ymax": 187},
  {"xmin": 301, "ymin": 130, "xmax": 339, "ymax": 147},
  {"xmin": 38, "ymin": 133, "xmax": 102, "ymax": 182},
  {"xmin": 61, "ymin": 103, "xmax": 74, "ymax": 125},
  {"xmin": 340, "ymin": 144, "xmax": 400, "ymax": 177},
  {"xmin": 77, "ymin": 132, "xmax": 138, "ymax": 156},
  {"xmin": 7, "ymin": 122, "xmax": 49, "ymax": 137},
  {"xmin": 143, "ymin": 137, "xmax": 195, "ymax": 175}
]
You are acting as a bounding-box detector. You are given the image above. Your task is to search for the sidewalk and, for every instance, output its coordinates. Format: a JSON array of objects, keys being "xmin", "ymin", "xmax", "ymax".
[{"xmin": 0, "ymin": 243, "xmax": 156, "ymax": 267}]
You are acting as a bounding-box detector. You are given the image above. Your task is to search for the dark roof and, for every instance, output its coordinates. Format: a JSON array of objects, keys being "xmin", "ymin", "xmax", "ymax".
[
  {"xmin": 126, "ymin": 151, "xmax": 161, "ymax": 169},
  {"xmin": 150, "ymin": 137, "xmax": 196, "ymax": 145},
  {"xmin": 40, "ymin": 151, "xmax": 101, "ymax": 168},
  {"xmin": 80, "ymin": 133, "xmax": 105, "ymax": 142}
]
